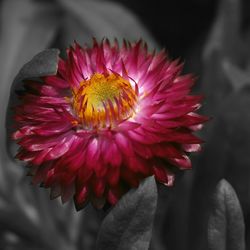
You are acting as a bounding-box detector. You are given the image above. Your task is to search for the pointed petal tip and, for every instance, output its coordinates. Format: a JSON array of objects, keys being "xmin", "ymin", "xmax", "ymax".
[{"xmin": 73, "ymin": 196, "xmax": 89, "ymax": 211}]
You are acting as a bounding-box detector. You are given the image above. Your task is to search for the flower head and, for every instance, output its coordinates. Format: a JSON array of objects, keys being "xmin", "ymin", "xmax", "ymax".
[{"xmin": 13, "ymin": 39, "xmax": 208, "ymax": 210}]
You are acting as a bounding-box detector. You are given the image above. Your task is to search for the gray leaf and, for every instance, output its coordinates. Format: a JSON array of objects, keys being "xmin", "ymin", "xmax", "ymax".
[
  {"xmin": 6, "ymin": 49, "xmax": 60, "ymax": 158},
  {"xmin": 208, "ymin": 179, "xmax": 245, "ymax": 250},
  {"xmin": 0, "ymin": 0, "xmax": 59, "ymax": 192},
  {"xmin": 222, "ymin": 59, "xmax": 250, "ymax": 92},
  {"xmin": 203, "ymin": 0, "xmax": 243, "ymax": 61},
  {"xmin": 200, "ymin": 0, "xmax": 248, "ymax": 114},
  {"xmin": 1, "ymin": 49, "xmax": 72, "ymax": 250},
  {"xmin": 96, "ymin": 176, "xmax": 157, "ymax": 250}
]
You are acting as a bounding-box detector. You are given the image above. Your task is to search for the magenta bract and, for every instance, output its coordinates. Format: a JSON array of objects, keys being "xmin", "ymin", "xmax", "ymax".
[{"xmin": 13, "ymin": 39, "xmax": 208, "ymax": 210}]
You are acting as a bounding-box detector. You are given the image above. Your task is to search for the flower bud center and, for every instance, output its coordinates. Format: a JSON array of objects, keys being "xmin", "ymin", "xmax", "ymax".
[{"xmin": 72, "ymin": 73, "xmax": 137, "ymax": 128}]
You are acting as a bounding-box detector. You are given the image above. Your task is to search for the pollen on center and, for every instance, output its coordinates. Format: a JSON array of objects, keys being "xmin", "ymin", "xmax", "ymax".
[{"xmin": 71, "ymin": 73, "xmax": 138, "ymax": 128}]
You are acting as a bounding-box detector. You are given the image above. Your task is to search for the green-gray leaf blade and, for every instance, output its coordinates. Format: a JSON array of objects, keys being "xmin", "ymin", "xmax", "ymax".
[
  {"xmin": 96, "ymin": 176, "xmax": 157, "ymax": 250},
  {"xmin": 208, "ymin": 179, "xmax": 245, "ymax": 250}
]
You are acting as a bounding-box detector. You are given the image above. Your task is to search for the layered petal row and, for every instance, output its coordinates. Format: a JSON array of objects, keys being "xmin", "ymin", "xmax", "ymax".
[{"xmin": 13, "ymin": 39, "xmax": 208, "ymax": 210}]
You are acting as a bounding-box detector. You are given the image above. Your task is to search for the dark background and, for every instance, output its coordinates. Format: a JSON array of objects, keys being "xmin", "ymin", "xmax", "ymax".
[{"xmin": 117, "ymin": 0, "xmax": 218, "ymax": 57}]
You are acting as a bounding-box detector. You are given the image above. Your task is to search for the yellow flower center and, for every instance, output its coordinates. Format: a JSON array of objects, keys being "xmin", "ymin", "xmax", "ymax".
[{"xmin": 71, "ymin": 73, "xmax": 138, "ymax": 128}]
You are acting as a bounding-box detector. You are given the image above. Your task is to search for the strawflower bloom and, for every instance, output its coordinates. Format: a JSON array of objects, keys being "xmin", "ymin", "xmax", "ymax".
[{"xmin": 13, "ymin": 39, "xmax": 208, "ymax": 210}]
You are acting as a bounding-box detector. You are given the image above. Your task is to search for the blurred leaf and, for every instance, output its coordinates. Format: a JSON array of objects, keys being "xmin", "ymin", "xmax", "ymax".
[
  {"xmin": 0, "ymin": 0, "xmax": 60, "ymax": 192},
  {"xmin": 203, "ymin": 0, "xmax": 243, "ymax": 62},
  {"xmin": 96, "ymin": 176, "xmax": 157, "ymax": 250},
  {"xmin": 188, "ymin": 117, "xmax": 230, "ymax": 250},
  {"xmin": 208, "ymin": 179, "xmax": 245, "ymax": 250},
  {"xmin": 222, "ymin": 59, "xmax": 250, "ymax": 91},
  {"xmin": 201, "ymin": 0, "xmax": 250, "ymax": 114},
  {"xmin": 4, "ymin": 49, "xmax": 59, "ymax": 187},
  {"xmin": 2, "ymin": 48, "xmax": 81, "ymax": 250},
  {"xmin": 77, "ymin": 205, "xmax": 104, "ymax": 250},
  {"xmin": 161, "ymin": 173, "xmax": 193, "ymax": 250},
  {"xmin": 0, "ymin": 4, "xmax": 61, "ymax": 239},
  {"xmin": 0, "ymin": 0, "xmax": 60, "ymax": 86},
  {"xmin": 190, "ymin": 0, "xmax": 250, "ymax": 249},
  {"xmin": 189, "ymin": 86, "xmax": 250, "ymax": 250},
  {"xmin": 5, "ymin": 49, "xmax": 78, "ymax": 250},
  {"xmin": 57, "ymin": 0, "xmax": 158, "ymax": 49},
  {"xmin": 149, "ymin": 183, "xmax": 172, "ymax": 250},
  {"xmin": 7, "ymin": 48, "xmax": 59, "ymax": 121}
]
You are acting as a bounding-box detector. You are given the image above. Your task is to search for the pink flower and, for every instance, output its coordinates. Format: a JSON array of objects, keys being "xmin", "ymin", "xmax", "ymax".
[{"xmin": 13, "ymin": 39, "xmax": 208, "ymax": 210}]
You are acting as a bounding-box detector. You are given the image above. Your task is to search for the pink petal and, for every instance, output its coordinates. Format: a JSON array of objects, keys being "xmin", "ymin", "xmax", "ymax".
[
  {"xmin": 106, "ymin": 165, "xmax": 120, "ymax": 186},
  {"xmin": 46, "ymin": 135, "xmax": 76, "ymax": 160},
  {"xmin": 153, "ymin": 165, "xmax": 174, "ymax": 186},
  {"xmin": 74, "ymin": 186, "xmax": 89, "ymax": 210},
  {"xmin": 91, "ymin": 178, "xmax": 105, "ymax": 197},
  {"xmin": 182, "ymin": 143, "xmax": 201, "ymax": 152},
  {"xmin": 43, "ymin": 75, "xmax": 69, "ymax": 88},
  {"xmin": 33, "ymin": 122, "xmax": 72, "ymax": 136},
  {"xmin": 168, "ymin": 155, "xmax": 192, "ymax": 169}
]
